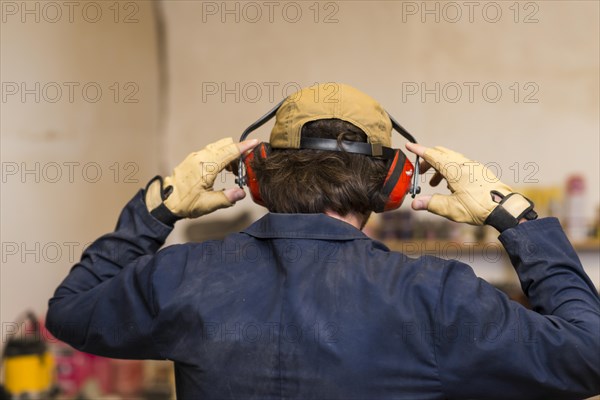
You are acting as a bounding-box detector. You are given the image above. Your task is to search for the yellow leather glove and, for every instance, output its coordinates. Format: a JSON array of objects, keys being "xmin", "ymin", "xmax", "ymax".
[
  {"xmin": 145, "ymin": 138, "xmax": 258, "ymax": 224},
  {"xmin": 406, "ymin": 144, "xmax": 537, "ymax": 232}
]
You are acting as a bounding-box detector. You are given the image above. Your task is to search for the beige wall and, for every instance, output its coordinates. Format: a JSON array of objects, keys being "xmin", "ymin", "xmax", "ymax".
[
  {"xmin": 1, "ymin": 1, "xmax": 161, "ymax": 325},
  {"xmin": 1, "ymin": 1, "xmax": 598, "ymax": 329}
]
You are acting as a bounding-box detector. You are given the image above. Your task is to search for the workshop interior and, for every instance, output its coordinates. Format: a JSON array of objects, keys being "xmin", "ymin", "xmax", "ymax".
[{"xmin": 1, "ymin": 1, "xmax": 599, "ymax": 398}]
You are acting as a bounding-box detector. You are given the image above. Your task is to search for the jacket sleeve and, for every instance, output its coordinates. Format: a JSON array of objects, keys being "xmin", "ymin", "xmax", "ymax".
[
  {"xmin": 46, "ymin": 189, "xmax": 175, "ymax": 359},
  {"xmin": 435, "ymin": 218, "xmax": 600, "ymax": 400}
]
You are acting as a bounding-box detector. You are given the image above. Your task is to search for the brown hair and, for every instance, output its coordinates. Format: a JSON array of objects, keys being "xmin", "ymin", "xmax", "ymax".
[{"xmin": 251, "ymin": 119, "xmax": 388, "ymax": 223}]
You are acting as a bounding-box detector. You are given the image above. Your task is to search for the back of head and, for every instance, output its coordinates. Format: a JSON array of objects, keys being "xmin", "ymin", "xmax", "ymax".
[{"xmin": 250, "ymin": 83, "xmax": 392, "ymax": 223}]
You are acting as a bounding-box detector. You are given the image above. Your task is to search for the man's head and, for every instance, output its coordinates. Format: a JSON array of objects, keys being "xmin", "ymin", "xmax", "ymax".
[{"xmin": 249, "ymin": 83, "xmax": 395, "ymax": 227}]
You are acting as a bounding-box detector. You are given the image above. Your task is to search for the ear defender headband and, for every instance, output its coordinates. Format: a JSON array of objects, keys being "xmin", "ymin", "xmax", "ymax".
[{"xmin": 237, "ymin": 99, "xmax": 421, "ymax": 213}]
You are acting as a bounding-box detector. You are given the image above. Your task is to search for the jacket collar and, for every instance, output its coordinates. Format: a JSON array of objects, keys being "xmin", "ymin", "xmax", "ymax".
[{"xmin": 243, "ymin": 213, "xmax": 370, "ymax": 240}]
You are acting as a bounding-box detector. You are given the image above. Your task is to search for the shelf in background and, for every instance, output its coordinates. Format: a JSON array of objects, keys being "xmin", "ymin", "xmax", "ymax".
[{"xmin": 572, "ymin": 239, "xmax": 600, "ymax": 252}]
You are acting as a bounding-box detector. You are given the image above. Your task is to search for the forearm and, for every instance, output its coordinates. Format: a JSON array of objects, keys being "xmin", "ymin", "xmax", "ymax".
[
  {"xmin": 500, "ymin": 217, "xmax": 599, "ymax": 323},
  {"xmin": 46, "ymin": 189, "xmax": 173, "ymax": 356}
]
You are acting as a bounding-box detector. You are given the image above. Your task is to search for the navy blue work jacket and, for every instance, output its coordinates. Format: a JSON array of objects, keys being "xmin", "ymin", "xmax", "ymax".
[{"xmin": 47, "ymin": 190, "xmax": 600, "ymax": 399}]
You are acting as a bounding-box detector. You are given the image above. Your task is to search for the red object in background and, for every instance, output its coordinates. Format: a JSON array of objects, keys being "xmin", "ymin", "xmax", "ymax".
[
  {"xmin": 40, "ymin": 319, "xmax": 113, "ymax": 396},
  {"xmin": 40, "ymin": 318, "xmax": 144, "ymax": 397},
  {"xmin": 54, "ymin": 345, "xmax": 89, "ymax": 396},
  {"xmin": 566, "ymin": 175, "xmax": 586, "ymax": 194},
  {"xmin": 53, "ymin": 347, "xmax": 113, "ymax": 396},
  {"xmin": 565, "ymin": 174, "xmax": 587, "ymax": 242}
]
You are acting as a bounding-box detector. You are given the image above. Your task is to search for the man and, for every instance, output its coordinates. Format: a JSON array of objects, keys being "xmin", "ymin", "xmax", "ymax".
[{"xmin": 47, "ymin": 83, "xmax": 599, "ymax": 399}]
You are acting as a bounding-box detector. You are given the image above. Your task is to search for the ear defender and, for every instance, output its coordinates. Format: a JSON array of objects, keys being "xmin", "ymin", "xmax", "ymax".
[
  {"xmin": 376, "ymin": 150, "xmax": 415, "ymax": 212},
  {"xmin": 237, "ymin": 99, "xmax": 421, "ymax": 213},
  {"xmin": 242, "ymin": 143, "xmax": 271, "ymax": 206}
]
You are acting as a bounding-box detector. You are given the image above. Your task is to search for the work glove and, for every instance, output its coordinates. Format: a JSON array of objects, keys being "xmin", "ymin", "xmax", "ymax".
[
  {"xmin": 145, "ymin": 137, "xmax": 259, "ymax": 225},
  {"xmin": 405, "ymin": 143, "xmax": 537, "ymax": 232}
]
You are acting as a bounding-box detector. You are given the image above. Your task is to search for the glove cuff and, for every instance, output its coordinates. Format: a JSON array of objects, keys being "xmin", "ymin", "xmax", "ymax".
[
  {"xmin": 144, "ymin": 176, "xmax": 180, "ymax": 226},
  {"xmin": 485, "ymin": 192, "xmax": 538, "ymax": 232}
]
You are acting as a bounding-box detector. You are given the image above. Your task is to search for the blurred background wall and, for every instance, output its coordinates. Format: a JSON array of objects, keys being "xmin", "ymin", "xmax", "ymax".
[{"xmin": 2, "ymin": 0, "xmax": 599, "ymax": 350}]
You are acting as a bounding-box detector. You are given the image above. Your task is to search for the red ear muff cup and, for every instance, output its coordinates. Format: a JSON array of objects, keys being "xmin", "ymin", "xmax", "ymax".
[
  {"xmin": 378, "ymin": 150, "xmax": 414, "ymax": 212},
  {"xmin": 243, "ymin": 143, "xmax": 271, "ymax": 206}
]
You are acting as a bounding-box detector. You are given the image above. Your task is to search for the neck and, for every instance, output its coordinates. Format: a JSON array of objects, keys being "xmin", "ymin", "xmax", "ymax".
[{"xmin": 324, "ymin": 211, "xmax": 363, "ymax": 230}]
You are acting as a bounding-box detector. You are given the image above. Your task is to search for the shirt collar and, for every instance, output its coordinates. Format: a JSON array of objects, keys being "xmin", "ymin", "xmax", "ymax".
[{"xmin": 243, "ymin": 213, "xmax": 369, "ymax": 240}]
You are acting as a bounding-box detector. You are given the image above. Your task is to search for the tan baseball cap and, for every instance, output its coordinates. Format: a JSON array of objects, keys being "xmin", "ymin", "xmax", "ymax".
[{"xmin": 270, "ymin": 83, "xmax": 392, "ymax": 149}]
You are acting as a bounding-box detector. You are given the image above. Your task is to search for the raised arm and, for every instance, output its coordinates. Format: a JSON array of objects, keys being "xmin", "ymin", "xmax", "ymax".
[
  {"xmin": 405, "ymin": 143, "xmax": 600, "ymax": 398},
  {"xmin": 46, "ymin": 138, "xmax": 258, "ymax": 358}
]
